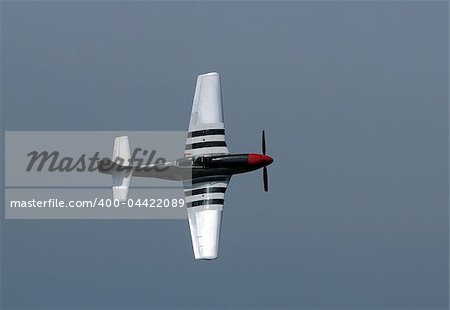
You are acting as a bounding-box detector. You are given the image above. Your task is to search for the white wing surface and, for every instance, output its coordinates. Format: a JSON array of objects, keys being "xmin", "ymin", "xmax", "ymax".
[
  {"xmin": 185, "ymin": 72, "xmax": 229, "ymax": 157},
  {"xmin": 184, "ymin": 176, "xmax": 229, "ymax": 260}
]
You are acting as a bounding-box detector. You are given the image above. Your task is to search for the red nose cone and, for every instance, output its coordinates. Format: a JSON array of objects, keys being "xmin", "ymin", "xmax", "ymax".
[
  {"xmin": 248, "ymin": 154, "xmax": 273, "ymax": 166},
  {"xmin": 262, "ymin": 155, "xmax": 273, "ymax": 165}
]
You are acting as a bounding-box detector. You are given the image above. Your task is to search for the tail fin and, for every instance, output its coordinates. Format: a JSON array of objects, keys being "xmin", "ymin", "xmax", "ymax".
[
  {"xmin": 113, "ymin": 136, "xmax": 131, "ymax": 165},
  {"xmin": 111, "ymin": 136, "xmax": 133, "ymax": 202}
]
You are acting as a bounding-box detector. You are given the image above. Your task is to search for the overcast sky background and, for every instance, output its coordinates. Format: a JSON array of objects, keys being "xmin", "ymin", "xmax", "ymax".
[{"xmin": 1, "ymin": 1, "xmax": 449, "ymax": 309}]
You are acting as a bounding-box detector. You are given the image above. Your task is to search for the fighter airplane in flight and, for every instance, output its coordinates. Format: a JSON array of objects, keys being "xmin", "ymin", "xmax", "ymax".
[{"xmin": 99, "ymin": 72, "xmax": 273, "ymax": 260}]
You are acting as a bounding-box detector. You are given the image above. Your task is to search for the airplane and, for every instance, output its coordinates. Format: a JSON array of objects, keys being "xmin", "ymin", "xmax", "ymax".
[{"xmin": 98, "ymin": 72, "xmax": 273, "ymax": 260}]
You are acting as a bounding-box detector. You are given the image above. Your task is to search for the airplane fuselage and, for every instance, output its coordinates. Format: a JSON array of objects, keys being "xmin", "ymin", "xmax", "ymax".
[
  {"xmin": 99, "ymin": 153, "xmax": 273, "ymax": 181},
  {"xmin": 189, "ymin": 153, "xmax": 272, "ymax": 179}
]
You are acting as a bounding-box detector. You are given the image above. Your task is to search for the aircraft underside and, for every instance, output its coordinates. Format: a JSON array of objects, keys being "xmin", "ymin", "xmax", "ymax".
[{"xmin": 98, "ymin": 72, "xmax": 273, "ymax": 260}]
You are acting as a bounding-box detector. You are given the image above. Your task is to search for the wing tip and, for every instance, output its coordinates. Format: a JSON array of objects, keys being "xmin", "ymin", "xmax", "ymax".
[
  {"xmin": 198, "ymin": 72, "xmax": 220, "ymax": 78},
  {"xmin": 194, "ymin": 254, "xmax": 218, "ymax": 260}
]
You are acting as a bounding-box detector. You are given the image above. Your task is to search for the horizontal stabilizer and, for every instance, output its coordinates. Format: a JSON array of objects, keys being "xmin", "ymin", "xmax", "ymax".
[
  {"xmin": 111, "ymin": 136, "xmax": 133, "ymax": 202},
  {"xmin": 113, "ymin": 136, "xmax": 131, "ymax": 165}
]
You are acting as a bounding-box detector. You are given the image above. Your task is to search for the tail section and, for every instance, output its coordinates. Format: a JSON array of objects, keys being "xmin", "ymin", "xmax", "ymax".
[
  {"xmin": 113, "ymin": 136, "xmax": 131, "ymax": 165},
  {"xmin": 111, "ymin": 136, "xmax": 133, "ymax": 202}
]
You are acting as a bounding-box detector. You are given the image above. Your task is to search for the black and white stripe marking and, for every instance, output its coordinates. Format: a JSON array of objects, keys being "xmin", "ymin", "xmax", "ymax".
[
  {"xmin": 183, "ymin": 176, "xmax": 228, "ymax": 208},
  {"xmin": 187, "ymin": 128, "xmax": 225, "ymax": 138},
  {"xmin": 185, "ymin": 141, "xmax": 227, "ymax": 150},
  {"xmin": 187, "ymin": 176, "xmax": 228, "ymax": 185},
  {"xmin": 184, "ymin": 187, "xmax": 227, "ymax": 197},
  {"xmin": 186, "ymin": 199, "xmax": 225, "ymax": 208},
  {"xmin": 185, "ymin": 127, "xmax": 229, "ymax": 155}
]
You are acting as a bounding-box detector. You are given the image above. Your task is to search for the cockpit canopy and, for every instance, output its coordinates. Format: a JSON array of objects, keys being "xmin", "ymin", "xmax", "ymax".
[
  {"xmin": 193, "ymin": 156, "xmax": 212, "ymax": 166},
  {"xmin": 175, "ymin": 158, "xmax": 193, "ymax": 167}
]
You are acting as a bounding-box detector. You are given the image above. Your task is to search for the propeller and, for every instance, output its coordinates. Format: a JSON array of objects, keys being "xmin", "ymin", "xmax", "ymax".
[
  {"xmin": 263, "ymin": 166, "xmax": 268, "ymax": 192},
  {"xmin": 262, "ymin": 130, "xmax": 269, "ymax": 192},
  {"xmin": 262, "ymin": 130, "xmax": 266, "ymax": 155}
]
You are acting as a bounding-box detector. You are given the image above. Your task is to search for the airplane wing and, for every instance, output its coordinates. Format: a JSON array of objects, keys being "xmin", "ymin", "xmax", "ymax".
[
  {"xmin": 184, "ymin": 72, "xmax": 229, "ymax": 157},
  {"xmin": 183, "ymin": 72, "xmax": 232, "ymax": 259},
  {"xmin": 184, "ymin": 176, "xmax": 229, "ymax": 260}
]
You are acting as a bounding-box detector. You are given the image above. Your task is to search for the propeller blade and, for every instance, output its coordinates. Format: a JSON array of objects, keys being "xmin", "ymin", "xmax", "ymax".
[
  {"xmin": 262, "ymin": 130, "xmax": 266, "ymax": 155},
  {"xmin": 263, "ymin": 167, "xmax": 269, "ymax": 192}
]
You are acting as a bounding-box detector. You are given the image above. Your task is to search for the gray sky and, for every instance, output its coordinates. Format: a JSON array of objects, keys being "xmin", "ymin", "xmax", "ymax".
[{"xmin": 1, "ymin": 1, "xmax": 448, "ymax": 309}]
